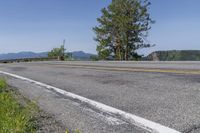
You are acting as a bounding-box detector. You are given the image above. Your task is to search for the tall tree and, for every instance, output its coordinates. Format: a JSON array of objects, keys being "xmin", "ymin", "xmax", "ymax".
[
  {"xmin": 93, "ymin": 0, "xmax": 154, "ymax": 60},
  {"xmin": 48, "ymin": 45, "xmax": 66, "ymax": 60}
]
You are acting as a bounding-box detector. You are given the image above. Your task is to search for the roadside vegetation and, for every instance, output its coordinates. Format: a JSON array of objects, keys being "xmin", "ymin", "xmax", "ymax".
[
  {"xmin": 66, "ymin": 130, "xmax": 81, "ymax": 133},
  {"xmin": 144, "ymin": 50, "xmax": 200, "ymax": 61},
  {"xmin": 48, "ymin": 44, "xmax": 72, "ymax": 61},
  {"xmin": 0, "ymin": 78, "xmax": 81, "ymax": 133},
  {"xmin": 0, "ymin": 78, "xmax": 38, "ymax": 133}
]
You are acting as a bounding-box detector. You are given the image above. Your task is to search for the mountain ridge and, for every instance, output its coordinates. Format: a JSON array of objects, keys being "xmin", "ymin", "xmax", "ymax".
[
  {"xmin": 0, "ymin": 51, "xmax": 95, "ymax": 60},
  {"xmin": 144, "ymin": 50, "xmax": 200, "ymax": 61}
]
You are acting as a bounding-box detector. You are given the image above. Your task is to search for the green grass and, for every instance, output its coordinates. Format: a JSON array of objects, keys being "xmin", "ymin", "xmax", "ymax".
[
  {"xmin": 65, "ymin": 130, "xmax": 81, "ymax": 133},
  {"xmin": 0, "ymin": 78, "xmax": 38, "ymax": 133},
  {"xmin": 0, "ymin": 78, "xmax": 7, "ymax": 92}
]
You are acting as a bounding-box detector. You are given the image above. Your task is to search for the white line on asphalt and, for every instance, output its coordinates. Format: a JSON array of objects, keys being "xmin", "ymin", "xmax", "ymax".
[{"xmin": 0, "ymin": 70, "xmax": 181, "ymax": 133}]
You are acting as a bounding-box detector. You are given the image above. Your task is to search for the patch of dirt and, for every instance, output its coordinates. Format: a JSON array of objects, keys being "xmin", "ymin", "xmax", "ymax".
[{"xmin": 36, "ymin": 111, "xmax": 65, "ymax": 133}]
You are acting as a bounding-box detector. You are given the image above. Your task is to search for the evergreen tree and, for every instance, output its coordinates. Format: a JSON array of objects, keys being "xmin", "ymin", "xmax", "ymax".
[{"xmin": 93, "ymin": 0, "xmax": 154, "ymax": 60}]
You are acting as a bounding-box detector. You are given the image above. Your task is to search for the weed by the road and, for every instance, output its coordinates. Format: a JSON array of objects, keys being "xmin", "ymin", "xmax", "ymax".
[
  {"xmin": 0, "ymin": 78, "xmax": 38, "ymax": 133},
  {"xmin": 0, "ymin": 78, "xmax": 7, "ymax": 92},
  {"xmin": 66, "ymin": 129, "xmax": 81, "ymax": 133}
]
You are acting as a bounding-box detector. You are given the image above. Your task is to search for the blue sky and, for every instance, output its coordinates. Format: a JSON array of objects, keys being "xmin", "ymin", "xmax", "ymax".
[{"xmin": 0, "ymin": 0, "xmax": 200, "ymax": 55}]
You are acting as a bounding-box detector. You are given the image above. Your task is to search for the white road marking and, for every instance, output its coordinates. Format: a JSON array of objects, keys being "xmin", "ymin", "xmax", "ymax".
[
  {"xmin": 82, "ymin": 107, "xmax": 126, "ymax": 125},
  {"xmin": 0, "ymin": 70, "xmax": 181, "ymax": 133}
]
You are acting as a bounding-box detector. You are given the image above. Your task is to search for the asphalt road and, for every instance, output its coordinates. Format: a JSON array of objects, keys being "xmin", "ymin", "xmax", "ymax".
[{"xmin": 1, "ymin": 61, "xmax": 200, "ymax": 133}]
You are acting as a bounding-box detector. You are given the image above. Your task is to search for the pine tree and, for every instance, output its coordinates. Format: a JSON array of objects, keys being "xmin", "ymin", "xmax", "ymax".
[{"xmin": 93, "ymin": 0, "xmax": 154, "ymax": 60}]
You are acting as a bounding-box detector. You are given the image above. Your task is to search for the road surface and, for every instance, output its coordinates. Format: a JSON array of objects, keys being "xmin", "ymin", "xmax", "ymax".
[{"xmin": 1, "ymin": 61, "xmax": 200, "ymax": 133}]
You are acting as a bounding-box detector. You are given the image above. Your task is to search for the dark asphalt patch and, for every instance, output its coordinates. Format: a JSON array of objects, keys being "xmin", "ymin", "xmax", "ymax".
[{"xmin": 9, "ymin": 67, "xmax": 27, "ymax": 72}]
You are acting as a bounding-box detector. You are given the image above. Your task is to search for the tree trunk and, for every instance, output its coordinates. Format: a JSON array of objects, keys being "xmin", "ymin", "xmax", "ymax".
[{"xmin": 116, "ymin": 34, "xmax": 122, "ymax": 60}]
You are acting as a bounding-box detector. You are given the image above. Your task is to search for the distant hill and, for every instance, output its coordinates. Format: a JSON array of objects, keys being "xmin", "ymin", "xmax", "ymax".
[
  {"xmin": 144, "ymin": 50, "xmax": 200, "ymax": 61},
  {"xmin": 70, "ymin": 51, "xmax": 95, "ymax": 60},
  {"xmin": 0, "ymin": 51, "xmax": 95, "ymax": 60},
  {"xmin": 0, "ymin": 52, "xmax": 48, "ymax": 60}
]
